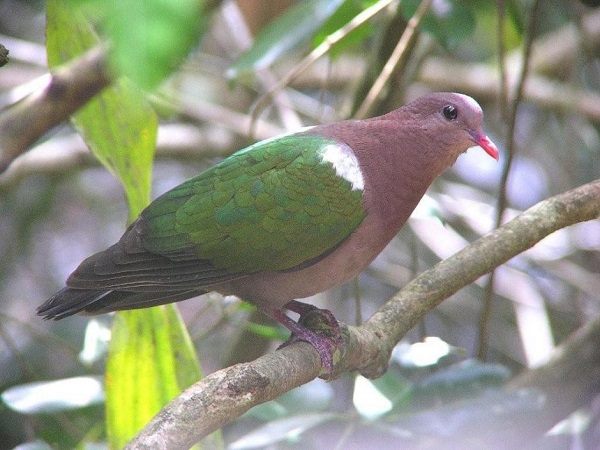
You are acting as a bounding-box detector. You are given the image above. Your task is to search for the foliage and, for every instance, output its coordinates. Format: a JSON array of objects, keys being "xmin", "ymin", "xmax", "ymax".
[{"xmin": 0, "ymin": 0, "xmax": 599, "ymax": 448}]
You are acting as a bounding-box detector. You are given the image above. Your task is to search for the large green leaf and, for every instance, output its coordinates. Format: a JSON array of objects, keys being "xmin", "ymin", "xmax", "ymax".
[
  {"xmin": 69, "ymin": 0, "xmax": 206, "ymax": 90},
  {"xmin": 45, "ymin": 1, "xmax": 209, "ymax": 448},
  {"xmin": 411, "ymin": 359, "xmax": 511, "ymax": 406},
  {"xmin": 106, "ymin": 307, "xmax": 202, "ymax": 448},
  {"xmin": 46, "ymin": 0, "xmax": 156, "ymax": 220},
  {"xmin": 107, "ymin": 0, "xmax": 205, "ymax": 90}
]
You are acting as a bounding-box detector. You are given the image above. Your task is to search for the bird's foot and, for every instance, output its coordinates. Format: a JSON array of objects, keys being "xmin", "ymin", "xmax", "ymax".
[{"xmin": 269, "ymin": 301, "xmax": 344, "ymax": 378}]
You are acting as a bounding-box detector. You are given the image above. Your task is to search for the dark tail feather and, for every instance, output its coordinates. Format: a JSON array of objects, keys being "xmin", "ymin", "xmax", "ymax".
[{"xmin": 37, "ymin": 287, "xmax": 204, "ymax": 320}]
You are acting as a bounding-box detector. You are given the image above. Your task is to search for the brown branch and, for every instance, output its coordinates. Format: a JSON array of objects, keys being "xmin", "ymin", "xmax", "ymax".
[
  {"xmin": 364, "ymin": 179, "xmax": 599, "ymax": 356},
  {"xmin": 0, "ymin": 46, "xmax": 110, "ymax": 173},
  {"xmin": 0, "ymin": 43, "xmax": 9, "ymax": 67},
  {"xmin": 0, "ymin": 124, "xmax": 239, "ymax": 191},
  {"xmin": 126, "ymin": 344, "xmax": 322, "ymax": 450},
  {"xmin": 127, "ymin": 180, "xmax": 600, "ymax": 449}
]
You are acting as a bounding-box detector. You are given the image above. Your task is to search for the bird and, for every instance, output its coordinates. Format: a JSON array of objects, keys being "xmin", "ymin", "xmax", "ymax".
[{"xmin": 38, "ymin": 92, "xmax": 498, "ymax": 372}]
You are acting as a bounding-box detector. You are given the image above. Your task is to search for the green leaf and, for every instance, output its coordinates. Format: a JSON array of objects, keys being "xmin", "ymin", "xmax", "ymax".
[
  {"xmin": 313, "ymin": 0, "xmax": 378, "ymax": 58},
  {"xmin": 369, "ymin": 369, "xmax": 413, "ymax": 409},
  {"xmin": 46, "ymin": 0, "xmax": 99, "ymax": 63},
  {"xmin": 227, "ymin": 0, "xmax": 344, "ymax": 79},
  {"xmin": 400, "ymin": 0, "xmax": 476, "ymax": 50},
  {"xmin": 105, "ymin": 0, "xmax": 206, "ymax": 90},
  {"xmin": 76, "ymin": 78, "xmax": 157, "ymax": 220},
  {"xmin": 506, "ymin": 0, "xmax": 525, "ymax": 36},
  {"xmin": 106, "ymin": 306, "xmax": 202, "ymax": 448},
  {"xmin": 45, "ymin": 3, "xmax": 212, "ymax": 448},
  {"xmin": 65, "ymin": 0, "xmax": 206, "ymax": 90},
  {"xmin": 46, "ymin": 0, "xmax": 157, "ymax": 220}
]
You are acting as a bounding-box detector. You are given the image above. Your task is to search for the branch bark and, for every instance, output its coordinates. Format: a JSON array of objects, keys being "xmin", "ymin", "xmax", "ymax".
[
  {"xmin": 127, "ymin": 179, "xmax": 600, "ymax": 449},
  {"xmin": 0, "ymin": 46, "xmax": 110, "ymax": 173}
]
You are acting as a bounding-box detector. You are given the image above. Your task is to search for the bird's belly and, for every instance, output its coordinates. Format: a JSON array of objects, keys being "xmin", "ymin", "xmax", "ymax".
[{"xmin": 216, "ymin": 214, "xmax": 395, "ymax": 311}]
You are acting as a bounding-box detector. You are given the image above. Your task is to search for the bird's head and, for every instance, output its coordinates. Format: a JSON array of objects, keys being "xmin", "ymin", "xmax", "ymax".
[{"xmin": 404, "ymin": 92, "xmax": 499, "ymax": 163}]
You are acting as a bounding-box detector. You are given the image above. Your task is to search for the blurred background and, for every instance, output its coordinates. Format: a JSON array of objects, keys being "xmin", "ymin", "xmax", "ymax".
[{"xmin": 0, "ymin": 0, "xmax": 599, "ymax": 448}]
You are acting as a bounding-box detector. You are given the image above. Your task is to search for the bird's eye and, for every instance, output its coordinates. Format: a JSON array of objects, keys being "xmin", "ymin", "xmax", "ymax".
[{"xmin": 442, "ymin": 105, "xmax": 458, "ymax": 120}]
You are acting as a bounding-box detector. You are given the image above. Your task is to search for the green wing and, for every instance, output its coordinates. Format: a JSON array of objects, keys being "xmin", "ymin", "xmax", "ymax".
[{"xmin": 139, "ymin": 134, "xmax": 366, "ymax": 274}]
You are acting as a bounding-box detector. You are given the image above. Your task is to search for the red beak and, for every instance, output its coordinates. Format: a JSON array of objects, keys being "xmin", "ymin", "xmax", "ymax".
[{"xmin": 469, "ymin": 131, "xmax": 499, "ymax": 160}]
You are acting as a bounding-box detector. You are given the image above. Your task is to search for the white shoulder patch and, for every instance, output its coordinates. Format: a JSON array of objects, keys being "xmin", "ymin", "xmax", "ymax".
[{"xmin": 321, "ymin": 144, "xmax": 365, "ymax": 191}]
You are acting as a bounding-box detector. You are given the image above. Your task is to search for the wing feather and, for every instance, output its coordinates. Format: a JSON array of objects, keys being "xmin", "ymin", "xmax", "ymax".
[{"xmin": 66, "ymin": 134, "xmax": 366, "ymax": 292}]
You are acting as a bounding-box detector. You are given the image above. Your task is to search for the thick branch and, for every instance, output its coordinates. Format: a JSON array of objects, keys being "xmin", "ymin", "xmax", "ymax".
[
  {"xmin": 126, "ymin": 344, "xmax": 322, "ymax": 450},
  {"xmin": 363, "ymin": 179, "xmax": 600, "ymax": 374},
  {"xmin": 0, "ymin": 47, "xmax": 110, "ymax": 173},
  {"xmin": 127, "ymin": 180, "xmax": 600, "ymax": 449}
]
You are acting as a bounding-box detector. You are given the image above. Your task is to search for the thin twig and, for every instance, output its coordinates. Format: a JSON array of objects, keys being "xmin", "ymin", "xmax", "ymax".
[
  {"xmin": 250, "ymin": 0, "xmax": 395, "ymax": 132},
  {"xmin": 353, "ymin": 0, "xmax": 432, "ymax": 119},
  {"xmin": 478, "ymin": 0, "xmax": 541, "ymax": 360},
  {"xmin": 477, "ymin": 0, "xmax": 510, "ymax": 361},
  {"xmin": 495, "ymin": 0, "xmax": 509, "ymax": 119}
]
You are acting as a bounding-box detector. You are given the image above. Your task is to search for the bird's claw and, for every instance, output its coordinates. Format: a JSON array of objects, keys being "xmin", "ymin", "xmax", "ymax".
[{"xmin": 276, "ymin": 302, "xmax": 344, "ymax": 378}]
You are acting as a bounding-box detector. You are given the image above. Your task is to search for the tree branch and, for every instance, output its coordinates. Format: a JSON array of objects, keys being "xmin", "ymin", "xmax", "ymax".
[
  {"xmin": 0, "ymin": 46, "xmax": 110, "ymax": 173},
  {"xmin": 127, "ymin": 180, "xmax": 600, "ymax": 449}
]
